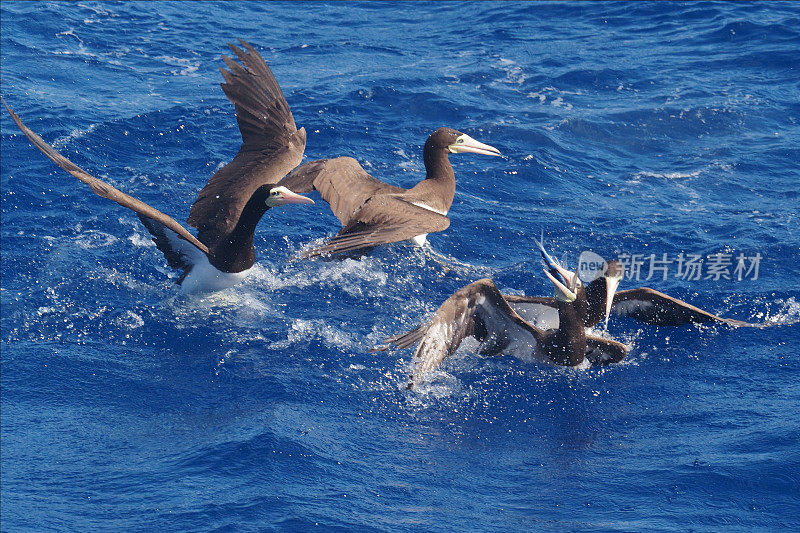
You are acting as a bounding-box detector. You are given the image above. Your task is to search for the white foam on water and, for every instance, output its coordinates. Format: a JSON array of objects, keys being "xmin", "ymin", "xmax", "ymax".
[
  {"xmin": 549, "ymin": 97, "xmax": 572, "ymax": 110},
  {"xmin": 748, "ymin": 297, "xmax": 800, "ymax": 326},
  {"xmin": 542, "ymin": 118, "xmax": 570, "ymax": 131},
  {"xmin": 73, "ymin": 230, "xmax": 119, "ymax": 249},
  {"xmin": 405, "ymin": 370, "xmax": 462, "ymax": 400},
  {"xmin": 495, "ymin": 57, "xmax": 528, "ymax": 85},
  {"xmin": 76, "ymin": 2, "xmax": 116, "ymax": 16},
  {"xmin": 56, "ymin": 28, "xmax": 83, "ymax": 43},
  {"xmin": 114, "ymin": 310, "xmax": 144, "ymax": 330},
  {"xmin": 96, "ymin": 266, "xmax": 156, "ymax": 293},
  {"xmin": 128, "ymin": 233, "xmax": 154, "ymax": 248},
  {"xmin": 194, "ymin": 285, "xmax": 276, "ymax": 318},
  {"xmin": 261, "ymin": 250, "xmax": 390, "ymax": 298},
  {"xmin": 632, "ymin": 170, "xmax": 702, "ymax": 180},
  {"xmin": 394, "ymin": 147, "xmax": 421, "ymax": 172},
  {"xmin": 52, "ymin": 123, "xmax": 99, "ymax": 149},
  {"xmin": 268, "ymin": 318, "xmax": 360, "ymax": 352},
  {"xmin": 526, "ymin": 87, "xmax": 581, "ymax": 109},
  {"xmin": 155, "ymin": 55, "xmax": 201, "ymax": 77}
]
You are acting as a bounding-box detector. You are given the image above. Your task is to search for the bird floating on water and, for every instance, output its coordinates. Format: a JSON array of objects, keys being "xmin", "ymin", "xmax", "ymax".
[
  {"xmin": 281, "ymin": 127, "xmax": 501, "ymax": 258},
  {"xmin": 377, "ymin": 234, "xmax": 774, "ymax": 388},
  {"xmin": 375, "ymin": 239, "xmax": 628, "ymax": 389},
  {"xmin": 3, "ymin": 40, "xmax": 314, "ymax": 294}
]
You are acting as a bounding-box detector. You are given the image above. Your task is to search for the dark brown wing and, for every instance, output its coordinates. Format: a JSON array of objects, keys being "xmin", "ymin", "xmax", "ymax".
[
  {"xmin": 586, "ymin": 335, "xmax": 628, "ymax": 365},
  {"xmin": 188, "ymin": 39, "xmax": 305, "ymax": 247},
  {"xmin": 613, "ymin": 287, "xmax": 762, "ymax": 327},
  {"xmin": 221, "ymin": 39, "xmax": 298, "ymax": 152},
  {"xmin": 379, "ymin": 279, "xmax": 543, "ymax": 388},
  {"xmin": 372, "ymin": 325, "xmax": 427, "ymax": 353},
  {"xmin": 280, "ymin": 157, "xmax": 406, "ymax": 226},
  {"xmin": 2, "ymin": 97, "xmax": 208, "ymax": 255},
  {"xmin": 300, "ymin": 195, "xmax": 450, "ymax": 258}
]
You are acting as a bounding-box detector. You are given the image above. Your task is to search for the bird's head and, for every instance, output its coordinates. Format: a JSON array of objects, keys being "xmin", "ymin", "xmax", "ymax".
[
  {"xmin": 426, "ymin": 127, "xmax": 501, "ymax": 157},
  {"xmin": 264, "ymin": 185, "xmax": 315, "ymax": 208}
]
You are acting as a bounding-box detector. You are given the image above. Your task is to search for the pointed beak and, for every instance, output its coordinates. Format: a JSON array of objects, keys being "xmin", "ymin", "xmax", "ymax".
[
  {"xmin": 276, "ymin": 188, "xmax": 315, "ymax": 206},
  {"xmin": 604, "ymin": 275, "xmax": 621, "ymax": 320},
  {"xmin": 544, "ymin": 269, "xmax": 577, "ymax": 302},
  {"xmin": 552, "ymin": 262, "xmax": 577, "ymax": 290},
  {"xmin": 449, "ymin": 134, "xmax": 501, "ymax": 156}
]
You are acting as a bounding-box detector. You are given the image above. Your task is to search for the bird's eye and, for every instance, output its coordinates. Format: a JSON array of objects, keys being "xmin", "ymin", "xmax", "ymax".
[{"xmin": 457, "ymin": 138, "xmax": 464, "ymax": 143}]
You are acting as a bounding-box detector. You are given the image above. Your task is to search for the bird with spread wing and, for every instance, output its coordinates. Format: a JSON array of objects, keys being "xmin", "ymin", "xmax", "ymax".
[{"xmin": 4, "ymin": 40, "xmax": 315, "ymax": 294}]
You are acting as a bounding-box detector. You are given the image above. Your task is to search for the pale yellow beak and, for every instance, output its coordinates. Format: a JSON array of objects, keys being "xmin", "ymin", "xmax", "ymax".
[
  {"xmin": 448, "ymin": 134, "xmax": 501, "ymax": 156},
  {"xmin": 268, "ymin": 186, "xmax": 315, "ymax": 207},
  {"xmin": 544, "ymin": 269, "xmax": 577, "ymax": 302},
  {"xmin": 604, "ymin": 275, "xmax": 621, "ymax": 320}
]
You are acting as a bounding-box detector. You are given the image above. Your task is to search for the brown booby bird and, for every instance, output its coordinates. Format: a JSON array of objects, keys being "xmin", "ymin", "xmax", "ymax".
[
  {"xmin": 506, "ymin": 256, "xmax": 766, "ymax": 329},
  {"xmin": 280, "ymin": 127, "xmax": 501, "ymax": 258},
  {"xmin": 3, "ymin": 40, "xmax": 314, "ymax": 294},
  {"xmin": 375, "ymin": 243, "xmax": 628, "ymax": 389}
]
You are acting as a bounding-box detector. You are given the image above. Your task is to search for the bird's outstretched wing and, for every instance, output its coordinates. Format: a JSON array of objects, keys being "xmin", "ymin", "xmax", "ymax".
[
  {"xmin": 136, "ymin": 215, "xmax": 209, "ymax": 283},
  {"xmin": 281, "ymin": 157, "xmax": 448, "ymax": 257},
  {"xmin": 280, "ymin": 157, "xmax": 405, "ymax": 224},
  {"xmin": 585, "ymin": 335, "xmax": 628, "ymax": 365},
  {"xmin": 613, "ymin": 287, "xmax": 766, "ymax": 327},
  {"xmin": 376, "ymin": 279, "xmax": 542, "ymax": 388},
  {"xmin": 3, "ymin": 97, "xmax": 208, "ymax": 255},
  {"xmin": 503, "ymin": 287, "xmax": 769, "ymax": 329},
  {"xmin": 301, "ymin": 195, "xmax": 450, "ymax": 258},
  {"xmin": 188, "ymin": 39, "xmax": 306, "ymax": 247}
]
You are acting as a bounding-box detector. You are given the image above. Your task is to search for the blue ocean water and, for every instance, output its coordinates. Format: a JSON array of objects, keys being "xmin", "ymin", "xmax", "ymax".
[{"xmin": 2, "ymin": 1, "xmax": 799, "ymax": 530}]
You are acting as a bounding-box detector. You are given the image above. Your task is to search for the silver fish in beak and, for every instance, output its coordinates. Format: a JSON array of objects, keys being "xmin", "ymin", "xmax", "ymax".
[{"xmin": 535, "ymin": 231, "xmax": 580, "ymax": 302}]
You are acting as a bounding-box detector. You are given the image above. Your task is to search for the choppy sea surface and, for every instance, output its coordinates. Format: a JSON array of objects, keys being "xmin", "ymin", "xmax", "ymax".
[{"xmin": 2, "ymin": 2, "xmax": 799, "ymax": 531}]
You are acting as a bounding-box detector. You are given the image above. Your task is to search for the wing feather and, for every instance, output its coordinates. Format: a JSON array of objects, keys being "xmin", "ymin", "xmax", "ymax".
[
  {"xmin": 136, "ymin": 216, "xmax": 208, "ymax": 285},
  {"xmin": 300, "ymin": 196, "xmax": 450, "ymax": 258},
  {"xmin": 187, "ymin": 40, "xmax": 305, "ymax": 247},
  {"xmin": 2, "ymin": 97, "xmax": 208, "ymax": 255},
  {"xmin": 585, "ymin": 335, "xmax": 628, "ymax": 365},
  {"xmin": 613, "ymin": 287, "xmax": 763, "ymax": 327},
  {"xmin": 380, "ymin": 279, "xmax": 542, "ymax": 388},
  {"xmin": 370, "ymin": 325, "xmax": 427, "ymax": 353},
  {"xmin": 281, "ymin": 157, "xmax": 454, "ymax": 257},
  {"xmin": 281, "ymin": 157, "xmax": 406, "ymax": 224}
]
